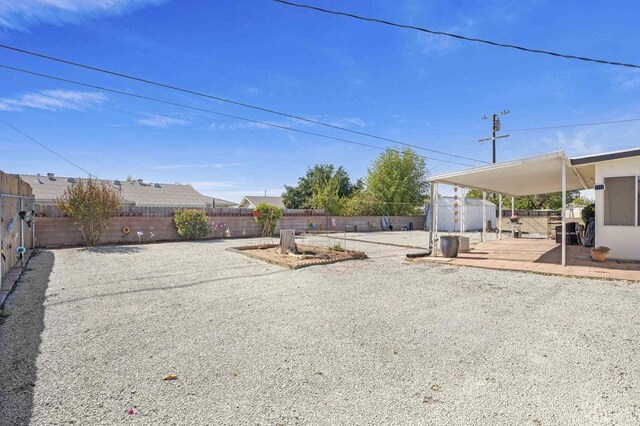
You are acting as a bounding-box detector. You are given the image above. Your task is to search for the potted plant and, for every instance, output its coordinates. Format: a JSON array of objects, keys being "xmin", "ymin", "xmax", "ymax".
[{"xmin": 590, "ymin": 246, "xmax": 610, "ymax": 262}]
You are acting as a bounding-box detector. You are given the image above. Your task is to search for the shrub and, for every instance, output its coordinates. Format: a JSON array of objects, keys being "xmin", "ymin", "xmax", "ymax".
[
  {"xmin": 581, "ymin": 203, "xmax": 595, "ymax": 223},
  {"xmin": 173, "ymin": 209, "xmax": 211, "ymax": 240},
  {"xmin": 253, "ymin": 203, "xmax": 282, "ymax": 236},
  {"xmin": 56, "ymin": 178, "xmax": 121, "ymax": 246}
]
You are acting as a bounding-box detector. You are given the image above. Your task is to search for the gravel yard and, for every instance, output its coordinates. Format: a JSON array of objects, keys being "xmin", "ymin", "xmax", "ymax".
[{"xmin": 1, "ymin": 234, "xmax": 639, "ymax": 425}]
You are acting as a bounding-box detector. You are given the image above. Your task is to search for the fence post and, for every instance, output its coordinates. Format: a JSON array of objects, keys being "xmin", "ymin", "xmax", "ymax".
[{"xmin": 19, "ymin": 197, "xmax": 24, "ymax": 250}]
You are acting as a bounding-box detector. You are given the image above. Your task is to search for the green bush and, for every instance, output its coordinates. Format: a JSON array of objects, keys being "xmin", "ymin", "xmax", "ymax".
[
  {"xmin": 581, "ymin": 203, "xmax": 595, "ymax": 224},
  {"xmin": 173, "ymin": 209, "xmax": 211, "ymax": 240},
  {"xmin": 55, "ymin": 178, "xmax": 121, "ymax": 246},
  {"xmin": 253, "ymin": 203, "xmax": 282, "ymax": 236}
]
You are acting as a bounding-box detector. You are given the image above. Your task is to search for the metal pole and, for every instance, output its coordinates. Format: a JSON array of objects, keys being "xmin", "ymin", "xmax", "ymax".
[
  {"xmin": 31, "ymin": 199, "xmax": 35, "ymax": 249},
  {"xmin": 460, "ymin": 187, "xmax": 465, "ymax": 235},
  {"xmin": 492, "ymin": 114, "xmax": 497, "ymax": 164},
  {"xmin": 561, "ymin": 162, "xmax": 567, "ymax": 266},
  {"xmin": 430, "ymin": 182, "xmax": 438, "ymax": 255},
  {"xmin": 482, "ymin": 191, "xmax": 487, "ymax": 242},
  {"xmin": 0, "ymin": 196, "xmax": 3, "ymax": 278},
  {"xmin": 511, "ymin": 196, "xmax": 515, "ymax": 237},
  {"xmin": 498, "ymin": 194, "xmax": 502, "ymax": 240},
  {"xmin": 19, "ymin": 198, "xmax": 23, "ymax": 249}
]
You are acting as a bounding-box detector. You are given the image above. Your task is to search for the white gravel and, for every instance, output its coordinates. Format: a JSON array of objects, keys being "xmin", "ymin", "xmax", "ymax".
[{"xmin": 1, "ymin": 236, "xmax": 639, "ymax": 425}]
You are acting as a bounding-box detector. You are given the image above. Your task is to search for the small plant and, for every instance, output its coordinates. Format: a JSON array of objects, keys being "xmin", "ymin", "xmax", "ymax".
[
  {"xmin": 590, "ymin": 246, "xmax": 610, "ymax": 263},
  {"xmin": 173, "ymin": 209, "xmax": 211, "ymax": 240},
  {"xmin": 329, "ymin": 242, "xmax": 344, "ymax": 252},
  {"xmin": 56, "ymin": 178, "xmax": 121, "ymax": 246}
]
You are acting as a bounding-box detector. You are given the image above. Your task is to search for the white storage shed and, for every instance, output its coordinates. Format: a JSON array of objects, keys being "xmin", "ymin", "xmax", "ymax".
[{"xmin": 426, "ymin": 196, "xmax": 496, "ymax": 232}]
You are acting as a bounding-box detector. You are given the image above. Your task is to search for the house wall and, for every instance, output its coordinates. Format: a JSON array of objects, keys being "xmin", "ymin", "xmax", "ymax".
[
  {"xmin": 595, "ymin": 156, "xmax": 640, "ymax": 261},
  {"xmin": 34, "ymin": 215, "xmax": 426, "ymax": 248}
]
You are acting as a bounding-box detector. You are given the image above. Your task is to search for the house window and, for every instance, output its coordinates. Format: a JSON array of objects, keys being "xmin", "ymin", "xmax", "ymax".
[{"xmin": 604, "ymin": 176, "xmax": 636, "ymax": 226}]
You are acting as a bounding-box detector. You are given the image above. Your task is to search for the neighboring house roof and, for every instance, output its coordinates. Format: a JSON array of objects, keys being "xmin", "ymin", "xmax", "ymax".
[
  {"xmin": 239, "ymin": 195, "xmax": 285, "ymax": 209},
  {"xmin": 19, "ymin": 174, "xmax": 238, "ymax": 208}
]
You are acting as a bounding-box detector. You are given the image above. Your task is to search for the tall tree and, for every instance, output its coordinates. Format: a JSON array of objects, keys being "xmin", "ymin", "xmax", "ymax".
[
  {"xmin": 350, "ymin": 148, "xmax": 429, "ymax": 216},
  {"xmin": 282, "ymin": 164, "xmax": 354, "ymax": 209}
]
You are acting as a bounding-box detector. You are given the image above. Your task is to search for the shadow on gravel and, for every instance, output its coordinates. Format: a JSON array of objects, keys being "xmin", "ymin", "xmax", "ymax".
[{"xmin": 0, "ymin": 251, "xmax": 54, "ymax": 426}]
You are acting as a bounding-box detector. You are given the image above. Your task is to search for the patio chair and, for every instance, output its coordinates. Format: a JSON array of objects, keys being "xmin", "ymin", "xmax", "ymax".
[{"xmin": 555, "ymin": 222, "xmax": 580, "ymax": 245}]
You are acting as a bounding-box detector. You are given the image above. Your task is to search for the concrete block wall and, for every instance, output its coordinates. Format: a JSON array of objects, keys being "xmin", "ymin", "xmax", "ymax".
[{"xmin": 34, "ymin": 215, "xmax": 427, "ymax": 248}]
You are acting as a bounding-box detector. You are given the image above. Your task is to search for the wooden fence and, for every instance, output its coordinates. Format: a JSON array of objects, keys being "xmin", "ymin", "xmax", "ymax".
[
  {"xmin": 35, "ymin": 204, "xmax": 326, "ymax": 218},
  {"xmin": 1, "ymin": 172, "xmax": 34, "ymax": 289}
]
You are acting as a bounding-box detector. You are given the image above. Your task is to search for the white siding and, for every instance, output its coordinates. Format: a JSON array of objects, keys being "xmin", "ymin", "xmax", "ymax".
[
  {"xmin": 427, "ymin": 198, "xmax": 497, "ymax": 232},
  {"xmin": 595, "ymin": 156, "xmax": 640, "ymax": 261}
]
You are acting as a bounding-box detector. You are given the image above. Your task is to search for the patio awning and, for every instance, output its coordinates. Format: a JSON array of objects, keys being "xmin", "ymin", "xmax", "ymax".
[{"xmin": 429, "ymin": 151, "xmax": 590, "ymax": 196}]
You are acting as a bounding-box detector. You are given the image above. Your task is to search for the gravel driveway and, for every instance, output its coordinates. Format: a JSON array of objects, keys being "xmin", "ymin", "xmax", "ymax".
[{"xmin": 1, "ymin": 236, "xmax": 638, "ymax": 425}]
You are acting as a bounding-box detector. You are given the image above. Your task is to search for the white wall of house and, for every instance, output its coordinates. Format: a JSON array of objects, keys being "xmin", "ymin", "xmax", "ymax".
[{"xmin": 595, "ymin": 156, "xmax": 640, "ymax": 261}]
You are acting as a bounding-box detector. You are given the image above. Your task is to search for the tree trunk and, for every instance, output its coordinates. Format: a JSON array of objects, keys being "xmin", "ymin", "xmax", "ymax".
[{"xmin": 278, "ymin": 229, "xmax": 298, "ymax": 254}]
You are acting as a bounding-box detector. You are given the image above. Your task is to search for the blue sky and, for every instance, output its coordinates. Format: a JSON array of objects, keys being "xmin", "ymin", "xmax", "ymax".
[{"xmin": 0, "ymin": 0, "xmax": 638, "ymax": 202}]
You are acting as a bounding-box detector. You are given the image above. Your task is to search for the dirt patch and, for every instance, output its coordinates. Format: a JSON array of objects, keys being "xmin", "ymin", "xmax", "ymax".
[{"xmin": 228, "ymin": 244, "xmax": 367, "ymax": 269}]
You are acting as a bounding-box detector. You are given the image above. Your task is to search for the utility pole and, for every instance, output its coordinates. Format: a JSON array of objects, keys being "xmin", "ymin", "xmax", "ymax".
[{"xmin": 479, "ymin": 110, "xmax": 510, "ymax": 163}]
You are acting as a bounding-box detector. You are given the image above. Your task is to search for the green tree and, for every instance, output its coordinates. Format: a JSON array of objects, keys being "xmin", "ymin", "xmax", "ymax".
[
  {"xmin": 466, "ymin": 189, "xmax": 580, "ymax": 210},
  {"xmin": 310, "ymin": 175, "xmax": 346, "ymax": 215},
  {"xmin": 354, "ymin": 148, "xmax": 429, "ymax": 216},
  {"xmin": 55, "ymin": 178, "xmax": 121, "ymax": 246},
  {"xmin": 282, "ymin": 164, "xmax": 355, "ymax": 209}
]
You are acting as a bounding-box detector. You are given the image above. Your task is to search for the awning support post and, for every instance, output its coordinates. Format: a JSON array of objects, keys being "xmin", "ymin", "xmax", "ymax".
[
  {"xmin": 561, "ymin": 162, "xmax": 567, "ymax": 266},
  {"xmin": 460, "ymin": 187, "xmax": 465, "ymax": 235},
  {"xmin": 482, "ymin": 191, "xmax": 487, "ymax": 243},
  {"xmin": 430, "ymin": 182, "xmax": 438, "ymax": 255},
  {"xmin": 498, "ymin": 193, "xmax": 502, "ymax": 240}
]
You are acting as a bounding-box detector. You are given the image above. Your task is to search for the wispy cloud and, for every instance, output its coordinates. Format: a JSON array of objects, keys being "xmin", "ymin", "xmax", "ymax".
[
  {"xmin": 0, "ymin": 0, "xmax": 168, "ymax": 30},
  {"xmin": 612, "ymin": 69, "xmax": 640, "ymax": 91},
  {"xmin": 547, "ymin": 131, "xmax": 602, "ymax": 156},
  {"xmin": 153, "ymin": 162, "xmax": 248, "ymax": 170},
  {"xmin": 415, "ymin": 17, "xmax": 476, "ymax": 54},
  {"xmin": 0, "ymin": 89, "xmax": 107, "ymax": 112},
  {"xmin": 135, "ymin": 115, "xmax": 189, "ymax": 128},
  {"xmin": 209, "ymin": 121, "xmax": 272, "ymax": 131}
]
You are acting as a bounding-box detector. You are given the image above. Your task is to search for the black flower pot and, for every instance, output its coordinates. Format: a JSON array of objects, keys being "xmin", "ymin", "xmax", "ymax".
[{"xmin": 440, "ymin": 236, "xmax": 460, "ymax": 258}]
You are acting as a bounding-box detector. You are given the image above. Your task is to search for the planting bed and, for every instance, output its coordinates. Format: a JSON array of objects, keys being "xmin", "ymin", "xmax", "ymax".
[{"xmin": 228, "ymin": 243, "xmax": 366, "ymax": 269}]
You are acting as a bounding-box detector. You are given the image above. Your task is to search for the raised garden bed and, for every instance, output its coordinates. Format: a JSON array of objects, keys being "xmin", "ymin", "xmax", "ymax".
[{"xmin": 228, "ymin": 243, "xmax": 366, "ymax": 269}]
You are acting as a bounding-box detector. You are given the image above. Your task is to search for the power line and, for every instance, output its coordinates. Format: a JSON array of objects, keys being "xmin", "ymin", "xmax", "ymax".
[
  {"xmin": 0, "ymin": 43, "xmax": 487, "ymax": 165},
  {"xmin": 0, "ymin": 118, "xmax": 96, "ymax": 177},
  {"xmin": 272, "ymin": 0, "xmax": 640, "ymax": 70},
  {"xmin": 506, "ymin": 117, "xmax": 640, "ymax": 132},
  {"xmin": 0, "ymin": 64, "xmax": 476, "ymax": 168}
]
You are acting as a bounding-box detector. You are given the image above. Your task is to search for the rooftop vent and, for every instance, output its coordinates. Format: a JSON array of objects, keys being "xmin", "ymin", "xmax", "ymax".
[
  {"xmin": 36, "ymin": 174, "xmax": 44, "ymax": 184},
  {"xmin": 114, "ymin": 180, "xmax": 122, "ymax": 186},
  {"xmin": 154, "ymin": 183, "xmax": 161, "ymax": 188},
  {"xmin": 47, "ymin": 172, "xmax": 55, "ymax": 180},
  {"xmin": 67, "ymin": 177, "xmax": 76, "ymax": 184}
]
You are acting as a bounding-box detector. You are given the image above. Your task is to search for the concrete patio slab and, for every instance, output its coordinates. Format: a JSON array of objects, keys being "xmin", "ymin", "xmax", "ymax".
[{"xmin": 416, "ymin": 237, "xmax": 640, "ymax": 282}]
